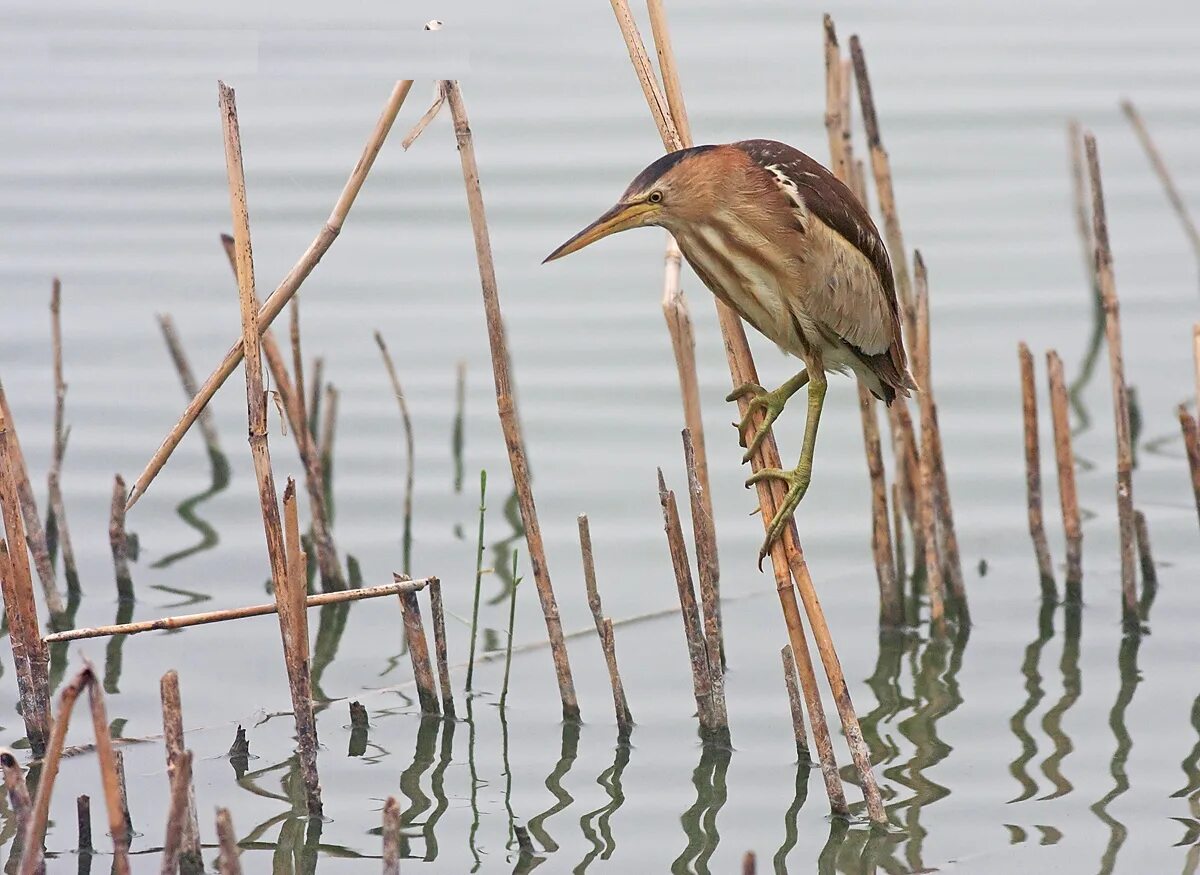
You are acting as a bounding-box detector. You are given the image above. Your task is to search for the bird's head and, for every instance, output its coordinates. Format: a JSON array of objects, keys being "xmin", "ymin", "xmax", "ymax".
[{"xmin": 543, "ymin": 145, "xmax": 720, "ymax": 263}]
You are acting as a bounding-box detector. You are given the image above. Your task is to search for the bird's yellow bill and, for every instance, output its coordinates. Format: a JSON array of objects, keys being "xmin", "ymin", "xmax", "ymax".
[{"xmin": 543, "ymin": 201, "xmax": 656, "ymax": 263}]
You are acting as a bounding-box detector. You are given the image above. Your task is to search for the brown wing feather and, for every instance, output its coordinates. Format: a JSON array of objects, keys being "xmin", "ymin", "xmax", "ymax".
[{"xmin": 732, "ymin": 139, "xmax": 911, "ymax": 391}]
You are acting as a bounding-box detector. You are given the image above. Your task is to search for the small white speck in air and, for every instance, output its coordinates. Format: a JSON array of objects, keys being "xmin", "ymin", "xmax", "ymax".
[{"xmin": 424, "ymin": 19, "xmax": 443, "ymax": 30}]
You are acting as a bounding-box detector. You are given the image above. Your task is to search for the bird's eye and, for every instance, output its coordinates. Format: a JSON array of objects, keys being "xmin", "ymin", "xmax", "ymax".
[{"xmin": 648, "ymin": 190, "xmax": 664, "ymax": 204}]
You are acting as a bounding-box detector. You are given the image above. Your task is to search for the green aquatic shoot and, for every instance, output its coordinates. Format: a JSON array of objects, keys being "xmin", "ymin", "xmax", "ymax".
[
  {"xmin": 500, "ymin": 549, "xmax": 521, "ymax": 710},
  {"xmin": 466, "ymin": 470, "xmax": 487, "ymax": 691}
]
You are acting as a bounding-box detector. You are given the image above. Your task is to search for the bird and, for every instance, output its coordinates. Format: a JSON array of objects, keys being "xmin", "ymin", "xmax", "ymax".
[{"xmin": 543, "ymin": 139, "xmax": 916, "ymax": 561}]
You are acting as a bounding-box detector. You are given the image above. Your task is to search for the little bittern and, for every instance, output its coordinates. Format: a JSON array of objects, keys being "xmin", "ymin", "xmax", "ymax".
[{"xmin": 544, "ymin": 140, "xmax": 916, "ymax": 560}]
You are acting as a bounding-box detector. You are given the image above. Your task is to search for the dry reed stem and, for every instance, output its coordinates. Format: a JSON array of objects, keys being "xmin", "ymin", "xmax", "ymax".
[
  {"xmin": 1120, "ymin": 99, "xmax": 1200, "ymax": 261},
  {"xmin": 308, "ymin": 357, "xmax": 324, "ymax": 439},
  {"xmin": 44, "ymin": 578, "xmax": 433, "ymax": 643},
  {"xmin": 157, "ymin": 314, "xmax": 223, "ymax": 464},
  {"xmin": 428, "ymin": 579, "xmax": 456, "ymax": 718},
  {"xmin": 375, "ymin": 332, "xmax": 416, "ymax": 576},
  {"xmin": 282, "ymin": 481, "xmax": 322, "ymax": 812},
  {"xmin": 1068, "ymin": 121, "xmax": 1096, "ymax": 290},
  {"xmin": 785, "ymin": 637, "xmax": 846, "ymax": 815},
  {"xmin": 1180, "ymin": 405, "xmax": 1200, "ymax": 531},
  {"xmin": 445, "ymin": 80, "xmax": 579, "ymax": 720},
  {"xmin": 160, "ymin": 749, "xmax": 194, "ymax": 875},
  {"xmin": 126, "ymin": 80, "xmax": 414, "ymax": 509},
  {"xmin": 319, "ymin": 384, "xmax": 339, "ymax": 487},
  {"xmin": 683, "ymin": 430, "xmax": 726, "ymax": 723},
  {"xmin": 578, "ymin": 516, "xmax": 633, "ymax": 734},
  {"xmin": 220, "ymin": 234, "xmax": 344, "ymax": 591},
  {"xmin": 381, "ymin": 796, "xmax": 400, "ymax": 875},
  {"xmin": 401, "ymin": 81, "xmax": 447, "ymax": 150},
  {"xmin": 657, "ymin": 469, "xmax": 720, "ymax": 735},
  {"xmin": 609, "ymin": 2, "xmax": 884, "ymax": 822},
  {"xmin": 215, "ymin": 808, "xmax": 242, "ymax": 875},
  {"xmin": 1084, "ymin": 133, "xmax": 1138, "ymax": 625},
  {"xmin": 1019, "ymin": 343, "xmax": 1056, "ymax": 594},
  {"xmin": 20, "ymin": 666, "xmax": 91, "ymax": 875},
  {"xmin": 779, "ymin": 645, "xmax": 811, "ymax": 759},
  {"xmin": 892, "ymin": 481, "xmax": 906, "ymax": 582},
  {"xmin": 647, "ymin": 0, "xmax": 716, "ymax": 570},
  {"xmin": 113, "ymin": 748, "xmax": 132, "ymax": 837},
  {"xmin": 833, "ymin": 49, "xmax": 899, "ymax": 624},
  {"xmin": 109, "ymin": 474, "xmax": 134, "ymax": 600},
  {"xmin": 87, "ymin": 667, "xmax": 131, "ymax": 874},
  {"xmin": 47, "ymin": 279, "xmax": 78, "ymax": 590},
  {"xmin": 221, "ymin": 81, "xmax": 323, "ymax": 815},
  {"xmin": 399, "ymin": 587, "xmax": 440, "ymax": 715},
  {"xmin": 0, "ymin": 386, "xmax": 64, "ymax": 618},
  {"xmin": 0, "ymin": 413, "xmax": 52, "ymax": 754},
  {"xmin": 913, "ymin": 257, "xmax": 947, "ymax": 632},
  {"xmin": 1046, "ymin": 351, "xmax": 1083, "ymax": 597},
  {"xmin": 1193, "ymin": 325, "xmax": 1200, "ymax": 414},
  {"xmin": 1133, "ymin": 509, "xmax": 1156, "ymax": 587},
  {"xmin": 76, "ymin": 795, "xmax": 91, "ymax": 854},
  {"xmin": 160, "ymin": 671, "xmax": 201, "ymax": 871}
]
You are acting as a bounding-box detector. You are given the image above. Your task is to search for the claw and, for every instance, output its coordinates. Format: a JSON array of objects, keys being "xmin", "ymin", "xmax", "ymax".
[
  {"xmin": 744, "ymin": 466, "xmax": 812, "ymax": 566},
  {"xmin": 726, "ymin": 373, "xmax": 809, "ymax": 462},
  {"xmin": 725, "ymin": 381, "xmax": 765, "ymax": 403}
]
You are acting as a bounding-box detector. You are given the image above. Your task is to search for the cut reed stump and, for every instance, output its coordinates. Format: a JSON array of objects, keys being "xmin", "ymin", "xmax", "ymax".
[
  {"xmin": 76, "ymin": 795, "xmax": 91, "ymax": 855},
  {"xmin": 160, "ymin": 749, "xmax": 195, "ymax": 874},
  {"xmin": 779, "ymin": 645, "xmax": 811, "ymax": 760},
  {"xmin": 1046, "ymin": 351, "xmax": 1083, "ymax": 598},
  {"xmin": 220, "ymin": 80, "xmax": 322, "ymax": 815},
  {"xmin": 428, "ymin": 578, "xmax": 456, "ymax": 718},
  {"xmin": 215, "ymin": 808, "xmax": 243, "ymax": 875},
  {"xmin": 47, "ymin": 278, "xmax": 79, "ymax": 592},
  {"xmin": 0, "ymin": 385, "xmax": 65, "ymax": 619},
  {"xmin": 398, "ymin": 581, "xmax": 440, "ymax": 716},
  {"xmin": 577, "ymin": 514, "xmax": 633, "ymax": 738},
  {"xmin": 109, "ymin": 474, "xmax": 135, "ymax": 601},
  {"xmin": 444, "ymin": 81, "xmax": 579, "ymax": 721},
  {"xmin": 683, "ymin": 429, "xmax": 725, "ymax": 677},
  {"xmin": 160, "ymin": 671, "xmax": 202, "ymax": 873},
  {"xmin": 1084, "ymin": 133, "xmax": 1138, "ymax": 630},
  {"xmin": 1180, "ymin": 405, "xmax": 1200, "ymax": 531},
  {"xmin": 609, "ymin": 1, "xmax": 884, "ymax": 823},
  {"xmin": 125, "ymin": 80, "xmax": 414, "ymax": 510},
  {"xmin": 1133, "ymin": 510, "xmax": 1156, "ymax": 588},
  {"xmin": 1018, "ymin": 343, "xmax": 1056, "ymax": 595}
]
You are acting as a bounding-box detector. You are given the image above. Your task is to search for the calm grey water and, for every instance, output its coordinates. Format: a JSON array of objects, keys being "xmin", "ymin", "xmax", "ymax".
[{"xmin": 2, "ymin": 0, "xmax": 1199, "ymax": 872}]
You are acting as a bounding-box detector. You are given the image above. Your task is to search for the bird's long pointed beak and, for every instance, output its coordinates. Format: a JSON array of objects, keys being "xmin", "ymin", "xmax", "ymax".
[{"xmin": 543, "ymin": 201, "xmax": 655, "ymax": 263}]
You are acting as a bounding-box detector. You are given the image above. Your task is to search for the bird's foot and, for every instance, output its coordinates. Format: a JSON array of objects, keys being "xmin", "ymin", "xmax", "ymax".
[
  {"xmin": 726, "ymin": 377, "xmax": 804, "ymax": 463},
  {"xmin": 745, "ymin": 464, "xmax": 812, "ymax": 565}
]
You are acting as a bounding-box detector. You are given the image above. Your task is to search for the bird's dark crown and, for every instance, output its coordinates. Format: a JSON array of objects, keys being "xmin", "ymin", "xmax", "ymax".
[{"xmin": 623, "ymin": 144, "xmax": 718, "ymax": 197}]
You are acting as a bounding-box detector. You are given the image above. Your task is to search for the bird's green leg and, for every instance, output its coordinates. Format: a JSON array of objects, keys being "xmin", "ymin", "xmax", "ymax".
[
  {"xmin": 726, "ymin": 369, "xmax": 810, "ymax": 463},
  {"xmin": 745, "ymin": 372, "xmax": 828, "ymax": 562}
]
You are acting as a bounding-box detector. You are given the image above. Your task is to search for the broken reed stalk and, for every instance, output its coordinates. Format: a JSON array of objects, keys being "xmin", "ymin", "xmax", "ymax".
[
  {"xmin": 829, "ymin": 42, "xmax": 899, "ymax": 626},
  {"xmin": 44, "ymin": 578, "xmax": 433, "ymax": 643},
  {"xmin": 109, "ymin": 474, "xmax": 134, "ymax": 601},
  {"xmin": 47, "ymin": 279, "xmax": 79, "ymax": 591},
  {"xmin": 160, "ymin": 749, "xmax": 194, "ymax": 875},
  {"xmin": 308, "ymin": 357, "xmax": 324, "ymax": 439},
  {"xmin": 220, "ymin": 81, "xmax": 323, "ymax": 815},
  {"xmin": 375, "ymin": 332, "xmax": 416, "ymax": 575},
  {"xmin": 683, "ymin": 429, "xmax": 726, "ymax": 722},
  {"xmin": 912, "ymin": 256, "xmax": 947, "ymax": 633},
  {"xmin": 160, "ymin": 670, "xmax": 202, "ymax": 872},
  {"xmin": 319, "ymin": 384, "xmax": 339, "ymax": 499},
  {"xmin": 1046, "ymin": 351, "xmax": 1084, "ymax": 598},
  {"xmin": 646, "ymin": 0, "xmax": 718, "ymax": 595},
  {"xmin": 113, "ymin": 749, "xmax": 133, "ymax": 837},
  {"xmin": 466, "ymin": 470, "xmax": 487, "ymax": 692},
  {"xmin": 0, "ymin": 416, "xmax": 52, "ymax": 755},
  {"xmin": 1133, "ymin": 510, "xmax": 1156, "ymax": 587},
  {"xmin": 445, "ymin": 81, "xmax": 579, "ymax": 721},
  {"xmin": 381, "ymin": 797, "xmax": 401, "ymax": 875},
  {"xmin": 428, "ymin": 578, "xmax": 456, "ymax": 718},
  {"xmin": 399, "ymin": 585, "xmax": 440, "ymax": 715},
  {"xmin": 578, "ymin": 514, "xmax": 633, "ymax": 735},
  {"xmin": 215, "ymin": 808, "xmax": 243, "ymax": 875},
  {"xmin": 657, "ymin": 469, "xmax": 721, "ymax": 737},
  {"xmin": 609, "ymin": 1, "xmax": 884, "ymax": 822},
  {"xmin": 281, "ymin": 481, "xmax": 322, "ymax": 812},
  {"xmin": 1068, "ymin": 121, "xmax": 1096, "ymax": 291},
  {"xmin": 1084, "ymin": 133, "xmax": 1138, "ymax": 628},
  {"xmin": 157, "ymin": 314, "xmax": 224, "ymax": 467},
  {"xmin": 1180, "ymin": 405, "xmax": 1200, "ymax": 531},
  {"xmin": 1120, "ymin": 99, "xmax": 1200, "ymax": 262},
  {"xmin": 0, "ymin": 386, "xmax": 64, "ymax": 618},
  {"xmin": 76, "ymin": 795, "xmax": 91, "ymax": 854},
  {"xmin": 219, "ymin": 235, "xmax": 344, "ymax": 591},
  {"xmin": 779, "ymin": 645, "xmax": 812, "ymax": 761},
  {"xmin": 892, "ymin": 481, "xmax": 906, "ymax": 582},
  {"xmin": 87, "ymin": 668, "xmax": 131, "ymax": 875},
  {"xmin": 126, "ymin": 80, "xmax": 414, "ymax": 510},
  {"xmin": 1019, "ymin": 343, "xmax": 1056, "ymax": 595}
]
